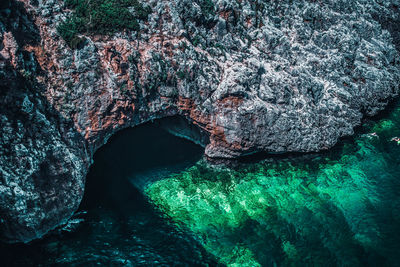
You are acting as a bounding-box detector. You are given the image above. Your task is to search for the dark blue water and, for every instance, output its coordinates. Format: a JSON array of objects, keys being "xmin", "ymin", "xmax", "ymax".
[{"xmin": 0, "ymin": 121, "xmax": 219, "ymax": 266}]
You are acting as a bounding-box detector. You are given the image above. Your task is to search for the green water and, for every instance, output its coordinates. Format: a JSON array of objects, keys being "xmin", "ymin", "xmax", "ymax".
[
  {"xmin": 146, "ymin": 102, "xmax": 400, "ymax": 266},
  {"xmin": 2, "ymin": 105, "xmax": 400, "ymax": 266}
]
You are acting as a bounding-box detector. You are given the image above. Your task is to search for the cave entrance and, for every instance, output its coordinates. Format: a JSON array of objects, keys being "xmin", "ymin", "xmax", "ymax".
[
  {"xmin": 80, "ymin": 115, "xmax": 204, "ymax": 214},
  {"xmin": 1, "ymin": 117, "xmax": 218, "ymax": 266},
  {"xmin": 65, "ymin": 116, "xmax": 216, "ymax": 265}
]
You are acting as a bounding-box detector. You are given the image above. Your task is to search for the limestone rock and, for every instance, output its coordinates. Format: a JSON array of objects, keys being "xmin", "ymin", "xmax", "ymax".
[{"xmin": 0, "ymin": 0, "xmax": 400, "ymax": 242}]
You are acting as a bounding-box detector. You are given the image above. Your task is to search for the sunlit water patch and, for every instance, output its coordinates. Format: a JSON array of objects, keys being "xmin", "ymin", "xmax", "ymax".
[{"xmin": 146, "ymin": 103, "xmax": 400, "ymax": 266}]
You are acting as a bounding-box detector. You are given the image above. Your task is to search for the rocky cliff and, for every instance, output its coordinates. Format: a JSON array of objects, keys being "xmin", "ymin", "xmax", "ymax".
[{"xmin": 1, "ymin": 0, "xmax": 400, "ymax": 243}]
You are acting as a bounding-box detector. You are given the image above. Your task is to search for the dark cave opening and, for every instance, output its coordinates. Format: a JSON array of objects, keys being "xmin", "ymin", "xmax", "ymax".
[
  {"xmin": 80, "ymin": 116, "xmax": 205, "ymax": 213},
  {"xmin": 1, "ymin": 117, "xmax": 220, "ymax": 266}
]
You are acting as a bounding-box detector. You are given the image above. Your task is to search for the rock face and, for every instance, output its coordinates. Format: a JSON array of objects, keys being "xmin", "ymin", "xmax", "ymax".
[{"xmin": 0, "ymin": 0, "xmax": 400, "ymax": 242}]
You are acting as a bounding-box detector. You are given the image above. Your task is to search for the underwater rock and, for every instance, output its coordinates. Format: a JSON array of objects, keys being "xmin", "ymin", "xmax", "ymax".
[{"xmin": 0, "ymin": 0, "xmax": 400, "ymax": 242}]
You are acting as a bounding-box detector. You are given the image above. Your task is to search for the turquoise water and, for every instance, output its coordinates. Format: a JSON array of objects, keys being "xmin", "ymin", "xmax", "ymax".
[
  {"xmin": 146, "ymin": 103, "xmax": 400, "ymax": 266},
  {"xmin": 2, "ymin": 101, "xmax": 400, "ymax": 266}
]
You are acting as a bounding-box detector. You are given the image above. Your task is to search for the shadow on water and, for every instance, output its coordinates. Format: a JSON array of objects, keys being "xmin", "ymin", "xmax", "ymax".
[{"xmin": 1, "ymin": 119, "xmax": 221, "ymax": 266}]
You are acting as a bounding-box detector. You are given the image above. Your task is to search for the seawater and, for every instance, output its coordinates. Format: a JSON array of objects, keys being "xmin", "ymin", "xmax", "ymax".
[
  {"xmin": 147, "ymin": 102, "xmax": 400, "ymax": 266},
  {"xmin": 2, "ymin": 100, "xmax": 400, "ymax": 266}
]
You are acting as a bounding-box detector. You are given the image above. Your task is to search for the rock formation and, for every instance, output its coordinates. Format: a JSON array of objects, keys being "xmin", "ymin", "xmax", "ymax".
[{"xmin": 1, "ymin": 0, "xmax": 399, "ymax": 242}]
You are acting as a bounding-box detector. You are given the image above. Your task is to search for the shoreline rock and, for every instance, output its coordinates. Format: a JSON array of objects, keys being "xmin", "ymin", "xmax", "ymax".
[{"xmin": 1, "ymin": 0, "xmax": 400, "ymax": 243}]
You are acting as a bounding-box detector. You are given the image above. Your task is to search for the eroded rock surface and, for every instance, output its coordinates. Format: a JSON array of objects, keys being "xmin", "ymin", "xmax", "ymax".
[{"xmin": 1, "ymin": 0, "xmax": 400, "ymax": 242}]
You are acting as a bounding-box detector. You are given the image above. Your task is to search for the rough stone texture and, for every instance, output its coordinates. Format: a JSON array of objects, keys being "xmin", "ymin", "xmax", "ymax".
[{"xmin": 0, "ymin": 0, "xmax": 400, "ymax": 242}]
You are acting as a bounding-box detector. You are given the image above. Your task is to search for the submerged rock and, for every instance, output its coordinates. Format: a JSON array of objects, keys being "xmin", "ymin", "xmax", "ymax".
[{"xmin": 0, "ymin": 0, "xmax": 400, "ymax": 242}]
